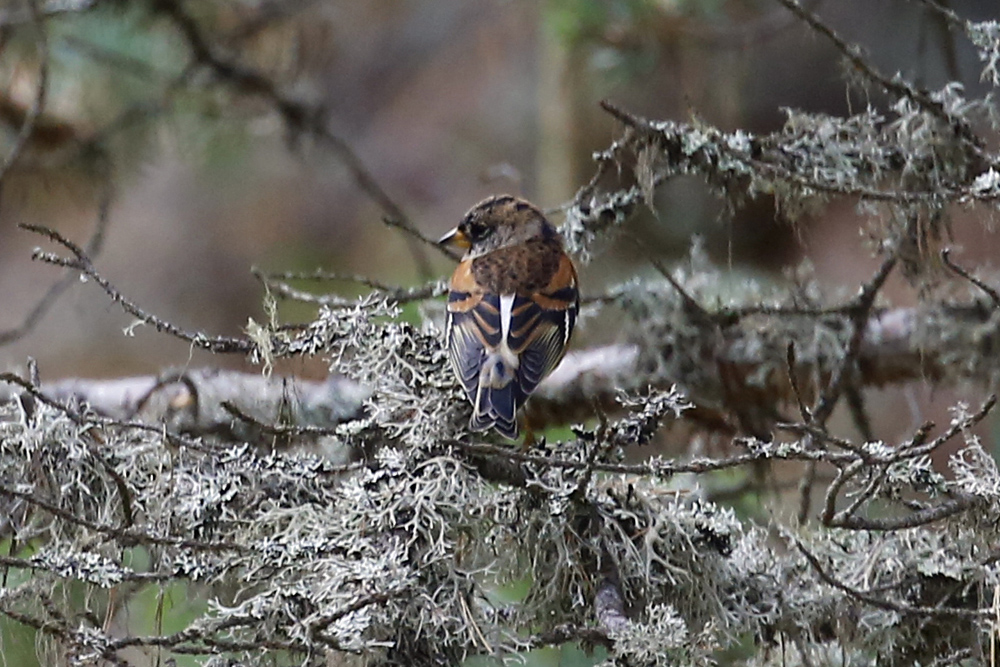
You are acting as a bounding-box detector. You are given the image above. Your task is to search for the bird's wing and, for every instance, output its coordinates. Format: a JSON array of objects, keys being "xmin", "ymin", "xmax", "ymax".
[
  {"xmin": 446, "ymin": 261, "xmax": 498, "ymax": 409},
  {"xmin": 507, "ymin": 253, "xmax": 579, "ymax": 402}
]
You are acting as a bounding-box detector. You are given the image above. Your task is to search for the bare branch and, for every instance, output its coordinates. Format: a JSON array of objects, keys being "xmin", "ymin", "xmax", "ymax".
[
  {"xmin": 150, "ymin": 0, "xmax": 446, "ymax": 277},
  {"xmin": 812, "ymin": 253, "xmax": 897, "ymax": 425},
  {"xmin": 941, "ymin": 248, "xmax": 1000, "ymax": 308},
  {"xmin": 23, "ymin": 223, "xmax": 254, "ymax": 354},
  {"xmin": 0, "ymin": 176, "xmax": 112, "ymax": 346}
]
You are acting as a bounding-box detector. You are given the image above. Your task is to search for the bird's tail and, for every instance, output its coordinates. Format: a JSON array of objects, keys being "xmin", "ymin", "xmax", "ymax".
[{"xmin": 470, "ymin": 355, "xmax": 521, "ymax": 439}]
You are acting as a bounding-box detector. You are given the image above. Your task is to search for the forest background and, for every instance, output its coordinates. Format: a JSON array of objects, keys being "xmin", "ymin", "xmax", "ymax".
[{"xmin": 2, "ymin": 0, "xmax": 1000, "ymax": 665}]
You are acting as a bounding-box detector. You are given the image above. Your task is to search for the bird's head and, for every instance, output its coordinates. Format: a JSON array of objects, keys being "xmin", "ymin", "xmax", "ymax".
[{"xmin": 438, "ymin": 195, "xmax": 557, "ymax": 259}]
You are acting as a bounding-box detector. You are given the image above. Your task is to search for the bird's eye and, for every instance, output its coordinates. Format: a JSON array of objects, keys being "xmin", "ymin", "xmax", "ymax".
[{"xmin": 467, "ymin": 222, "xmax": 492, "ymax": 241}]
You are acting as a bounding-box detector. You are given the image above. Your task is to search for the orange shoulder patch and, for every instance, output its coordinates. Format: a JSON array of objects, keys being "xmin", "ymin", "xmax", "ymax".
[
  {"xmin": 542, "ymin": 253, "xmax": 578, "ymax": 294},
  {"xmin": 448, "ymin": 260, "xmax": 483, "ymax": 313},
  {"xmin": 450, "ymin": 259, "xmax": 479, "ymax": 292}
]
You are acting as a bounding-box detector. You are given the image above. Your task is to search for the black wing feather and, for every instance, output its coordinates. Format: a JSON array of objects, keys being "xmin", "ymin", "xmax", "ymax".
[
  {"xmin": 507, "ymin": 294, "xmax": 577, "ymax": 402},
  {"xmin": 447, "ymin": 292, "xmax": 502, "ymax": 411}
]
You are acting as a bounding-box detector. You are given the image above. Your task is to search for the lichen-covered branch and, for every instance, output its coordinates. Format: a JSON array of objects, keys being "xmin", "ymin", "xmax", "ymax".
[
  {"xmin": 1, "ymin": 293, "xmax": 996, "ymax": 443},
  {"xmin": 3, "ymin": 0, "xmax": 1000, "ymax": 665}
]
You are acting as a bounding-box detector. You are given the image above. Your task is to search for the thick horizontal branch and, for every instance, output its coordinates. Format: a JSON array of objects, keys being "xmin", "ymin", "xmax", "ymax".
[
  {"xmin": 0, "ymin": 369, "xmax": 367, "ymax": 442},
  {"xmin": 529, "ymin": 300, "xmax": 998, "ymax": 432},
  {"xmin": 2, "ymin": 300, "xmax": 995, "ymax": 439}
]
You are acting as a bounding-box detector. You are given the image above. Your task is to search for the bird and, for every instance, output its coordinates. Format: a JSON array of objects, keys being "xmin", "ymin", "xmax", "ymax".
[{"xmin": 438, "ymin": 195, "xmax": 579, "ymax": 440}]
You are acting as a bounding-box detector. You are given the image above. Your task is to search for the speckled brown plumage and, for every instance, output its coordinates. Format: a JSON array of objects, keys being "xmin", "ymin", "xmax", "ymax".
[{"xmin": 470, "ymin": 238, "xmax": 563, "ymax": 295}]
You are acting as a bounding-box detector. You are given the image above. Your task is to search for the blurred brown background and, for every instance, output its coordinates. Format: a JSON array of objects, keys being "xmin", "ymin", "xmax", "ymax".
[{"xmin": 0, "ymin": 0, "xmax": 997, "ymax": 445}]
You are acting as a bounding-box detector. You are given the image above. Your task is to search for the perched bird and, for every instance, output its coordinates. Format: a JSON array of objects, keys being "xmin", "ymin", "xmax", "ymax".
[{"xmin": 439, "ymin": 195, "xmax": 579, "ymax": 439}]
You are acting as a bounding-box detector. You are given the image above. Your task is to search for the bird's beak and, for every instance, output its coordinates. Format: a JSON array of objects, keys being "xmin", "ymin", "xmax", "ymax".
[{"xmin": 438, "ymin": 226, "xmax": 471, "ymax": 249}]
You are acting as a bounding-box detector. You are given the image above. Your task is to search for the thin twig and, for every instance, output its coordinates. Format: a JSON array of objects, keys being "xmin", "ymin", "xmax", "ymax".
[
  {"xmin": 254, "ymin": 268, "xmax": 448, "ymax": 306},
  {"xmin": 896, "ymin": 394, "xmax": 996, "ymax": 462},
  {"xmin": 796, "ymin": 539, "xmax": 987, "ymax": 618},
  {"xmin": 786, "ymin": 342, "xmax": 810, "ymax": 422},
  {"xmin": 0, "ymin": 174, "xmax": 112, "ymax": 346},
  {"xmin": 646, "ymin": 255, "xmax": 715, "ymax": 323},
  {"xmin": 150, "ymin": 0, "xmax": 445, "ymax": 277},
  {"xmin": 941, "ymin": 248, "xmax": 1000, "ymax": 308},
  {"xmin": 774, "ymin": 0, "xmax": 981, "ymax": 148},
  {"xmin": 599, "ymin": 99, "xmax": 654, "ymax": 133},
  {"xmin": 844, "ymin": 383, "xmax": 875, "ymax": 442},
  {"xmin": 797, "ymin": 460, "xmax": 818, "ymax": 525},
  {"xmin": 0, "ymin": 481, "xmax": 248, "ymax": 552},
  {"xmin": 833, "ymin": 494, "xmax": 979, "ymax": 531},
  {"xmin": 821, "ymin": 459, "xmax": 873, "ymax": 525},
  {"xmin": 22, "ymin": 223, "xmax": 254, "ymax": 354},
  {"xmin": 598, "ymin": 101, "xmax": 997, "ymax": 206},
  {"xmin": 527, "ymin": 625, "xmax": 613, "ymax": 650},
  {"xmin": 382, "ymin": 215, "xmax": 461, "ymax": 263},
  {"xmin": 912, "ymin": 0, "xmax": 964, "ymax": 31},
  {"xmin": 812, "ymin": 254, "xmax": 897, "ymax": 425},
  {"xmin": 0, "ymin": 555, "xmax": 172, "ymax": 583},
  {"xmin": 453, "ymin": 440, "xmax": 854, "ymax": 479},
  {"xmin": 221, "ymin": 400, "xmax": 365, "ymax": 443}
]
